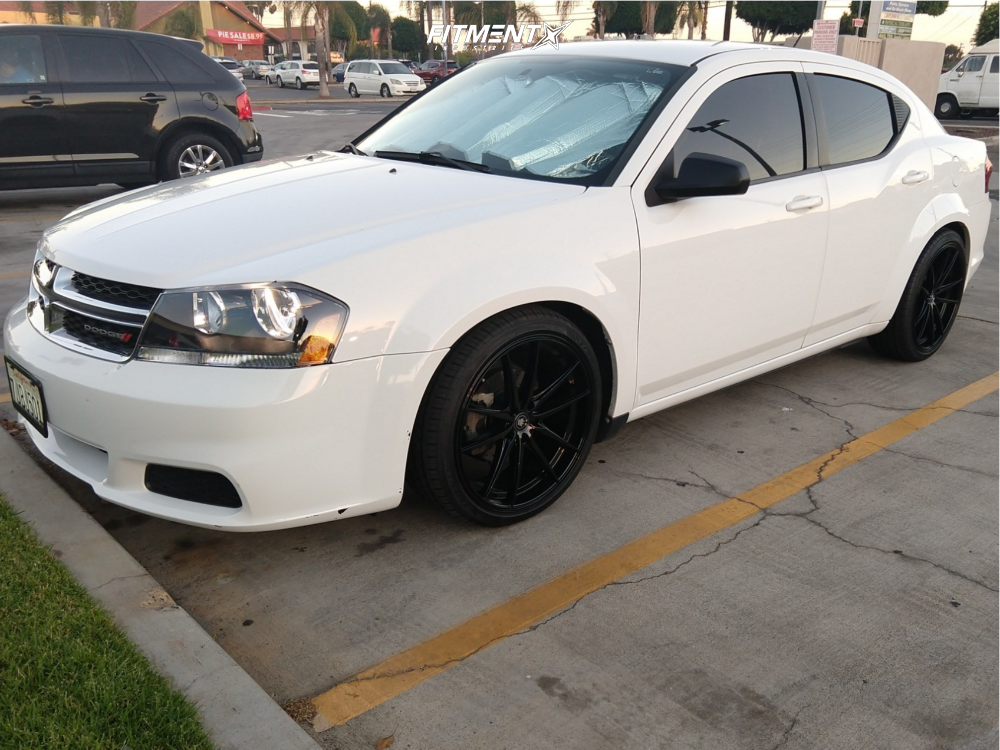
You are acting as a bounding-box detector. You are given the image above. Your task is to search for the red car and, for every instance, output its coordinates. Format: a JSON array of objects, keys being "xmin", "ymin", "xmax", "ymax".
[{"xmin": 416, "ymin": 59, "xmax": 459, "ymax": 84}]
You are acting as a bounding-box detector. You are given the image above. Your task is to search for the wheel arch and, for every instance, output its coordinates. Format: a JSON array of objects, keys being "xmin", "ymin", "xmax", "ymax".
[{"xmin": 154, "ymin": 119, "xmax": 245, "ymax": 177}]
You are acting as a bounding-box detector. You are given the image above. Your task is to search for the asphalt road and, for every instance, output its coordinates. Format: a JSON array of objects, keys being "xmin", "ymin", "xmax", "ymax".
[{"xmin": 0, "ymin": 113, "xmax": 997, "ymax": 750}]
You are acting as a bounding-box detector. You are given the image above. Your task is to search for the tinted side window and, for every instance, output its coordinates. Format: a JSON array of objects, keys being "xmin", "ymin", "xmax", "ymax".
[
  {"xmin": 59, "ymin": 34, "xmax": 154, "ymax": 83},
  {"xmin": 671, "ymin": 73, "xmax": 805, "ymax": 182},
  {"xmin": 991, "ymin": 56, "xmax": 999, "ymax": 74},
  {"xmin": 811, "ymin": 74, "xmax": 895, "ymax": 166},
  {"xmin": 965, "ymin": 56, "xmax": 986, "ymax": 73},
  {"xmin": 139, "ymin": 41, "xmax": 214, "ymax": 84},
  {"xmin": 0, "ymin": 34, "xmax": 47, "ymax": 85}
]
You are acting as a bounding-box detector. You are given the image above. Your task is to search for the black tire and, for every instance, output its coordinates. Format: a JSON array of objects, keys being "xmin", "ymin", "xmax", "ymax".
[
  {"xmin": 348, "ymin": 82, "xmax": 359, "ymax": 98},
  {"xmin": 410, "ymin": 306, "xmax": 602, "ymax": 526},
  {"xmin": 116, "ymin": 182, "xmax": 150, "ymax": 191},
  {"xmin": 159, "ymin": 132, "xmax": 234, "ymax": 181},
  {"xmin": 431, "ymin": 75, "xmax": 440, "ymax": 85},
  {"xmin": 295, "ymin": 77, "xmax": 304, "ymax": 90},
  {"xmin": 380, "ymin": 83, "xmax": 391, "ymax": 98},
  {"xmin": 934, "ymin": 94, "xmax": 958, "ymax": 119},
  {"xmin": 265, "ymin": 75, "xmax": 272, "ymax": 85},
  {"xmin": 278, "ymin": 75, "xmax": 285, "ymax": 88},
  {"xmin": 868, "ymin": 229, "xmax": 967, "ymax": 362}
]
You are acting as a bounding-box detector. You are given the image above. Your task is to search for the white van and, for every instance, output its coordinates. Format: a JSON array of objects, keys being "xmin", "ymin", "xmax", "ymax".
[
  {"xmin": 936, "ymin": 39, "xmax": 999, "ymax": 119},
  {"xmin": 344, "ymin": 60, "xmax": 424, "ymax": 98}
]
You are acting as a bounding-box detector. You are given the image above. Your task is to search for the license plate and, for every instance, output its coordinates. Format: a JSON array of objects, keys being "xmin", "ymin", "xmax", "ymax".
[{"xmin": 4, "ymin": 357, "xmax": 48, "ymax": 437}]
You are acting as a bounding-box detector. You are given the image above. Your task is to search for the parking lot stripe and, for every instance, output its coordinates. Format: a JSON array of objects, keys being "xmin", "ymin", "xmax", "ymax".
[
  {"xmin": 0, "ymin": 215, "xmax": 65, "ymax": 223},
  {"xmin": 0, "ymin": 271, "xmax": 29, "ymax": 280},
  {"xmin": 311, "ymin": 371, "xmax": 999, "ymax": 727},
  {"xmin": 0, "ymin": 394, "xmax": 9, "ymax": 403}
]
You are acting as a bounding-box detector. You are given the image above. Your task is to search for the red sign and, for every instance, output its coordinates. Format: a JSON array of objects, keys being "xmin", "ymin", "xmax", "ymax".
[
  {"xmin": 852, "ymin": 18, "xmax": 865, "ymax": 27},
  {"xmin": 206, "ymin": 29, "xmax": 265, "ymax": 44}
]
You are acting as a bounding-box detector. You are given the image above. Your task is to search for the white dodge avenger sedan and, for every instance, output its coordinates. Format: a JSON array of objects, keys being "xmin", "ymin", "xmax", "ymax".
[{"xmin": 4, "ymin": 42, "xmax": 992, "ymax": 531}]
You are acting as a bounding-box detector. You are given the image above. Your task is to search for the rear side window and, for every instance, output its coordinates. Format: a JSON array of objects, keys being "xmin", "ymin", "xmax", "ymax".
[
  {"xmin": 991, "ymin": 56, "xmax": 999, "ymax": 74},
  {"xmin": 811, "ymin": 74, "xmax": 896, "ymax": 166},
  {"xmin": 0, "ymin": 34, "xmax": 47, "ymax": 84},
  {"xmin": 139, "ymin": 41, "xmax": 215, "ymax": 84},
  {"xmin": 671, "ymin": 73, "xmax": 805, "ymax": 182},
  {"xmin": 59, "ymin": 34, "xmax": 155, "ymax": 83}
]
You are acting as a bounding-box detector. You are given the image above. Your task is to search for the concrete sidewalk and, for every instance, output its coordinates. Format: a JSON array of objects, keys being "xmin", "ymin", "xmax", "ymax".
[{"xmin": 0, "ymin": 428, "xmax": 318, "ymax": 750}]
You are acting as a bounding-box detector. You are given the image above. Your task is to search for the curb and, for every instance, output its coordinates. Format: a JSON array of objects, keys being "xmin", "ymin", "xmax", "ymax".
[{"xmin": 0, "ymin": 431, "xmax": 318, "ymax": 750}]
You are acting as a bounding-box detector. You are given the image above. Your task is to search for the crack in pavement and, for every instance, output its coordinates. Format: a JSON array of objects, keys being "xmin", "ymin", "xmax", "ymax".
[
  {"xmin": 771, "ymin": 705, "xmax": 808, "ymax": 750},
  {"xmin": 92, "ymin": 572, "xmax": 148, "ymax": 591},
  {"xmin": 880, "ymin": 445, "xmax": 998, "ymax": 478}
]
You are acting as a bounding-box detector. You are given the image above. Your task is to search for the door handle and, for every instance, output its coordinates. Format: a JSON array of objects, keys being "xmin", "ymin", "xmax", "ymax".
[
  {"xmin": 785, "ymin": 195, "xmax": 824, "ymax": 211},
  {"xmin": 139, "ymin": 94, "xmax": 167, "ymax": 103},
  {"xmin": 21, "ymin": 95, "xmax": 54, "ymax": 107},
  {"xmin": 901, "ymin": 170, "xmax": 930, "ymax": 185}
]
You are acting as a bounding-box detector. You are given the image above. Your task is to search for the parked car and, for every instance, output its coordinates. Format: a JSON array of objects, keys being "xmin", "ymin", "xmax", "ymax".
[
  {"xmin": 344, "ymin": 59, "xmax": 424, "ymax": 97},
  {"xmin": 332, "ymin": 61, "xmax": 347, "ymax": 83},
  {"xmin": 936, "ymin": 39, "xmax": 999, "ymax": 119},
  {"xmin": 5, "ymin": 42, "xmax": 991, "ymax": 531},
  {"xmin": 215, "ymin": 59, "xmax": 244, "ymax": 80},
  {"xmin": 398, "ymin": 59, "xmax": 419, "ymax": 72},
  {"xmin": 210, "ymin": 55, "xmax": 238, "ymax": 64},
  {"xmin": 415, "ymin": 58, "xmax": 458, "ymax": 84},
  {"xmin": 267, "ymin": 60, "xmax": 319, "ymax": 89},
  {"xmin": 0, "ymin": 24, "xmax": 262, "ymax": 190},
  {"xmin": 241, "ymin": 59, "xmax": 271, "ymax": 79}
]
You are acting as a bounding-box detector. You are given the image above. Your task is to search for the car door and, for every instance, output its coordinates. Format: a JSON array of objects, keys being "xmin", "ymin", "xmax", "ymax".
[
  {"xmin": 632, "ymin": 63, "xmax": 829, "ymax": 408},
  {"xmin": 0, "ymin": 30, "xmax": 72, "ymax": 185},
  {"xmin": 954, "ymin": 54, "xmax": 987, "ymax": 107},
  {"xmin": 981, "ymin": 55, "xmax": 999, "ymax": 109},
  {"xmin": 800, "ymin": 65, "xmax": 934, "ymax": 345},
  {"xmin": 54, "ymin": 31, "xmax": 177, "ymax": 182}
]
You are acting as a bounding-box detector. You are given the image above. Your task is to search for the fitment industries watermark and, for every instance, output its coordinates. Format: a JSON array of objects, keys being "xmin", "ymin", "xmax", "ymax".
[{"xmin": 428, "ymin": 22, "xmax": 572, "ymax": 52}]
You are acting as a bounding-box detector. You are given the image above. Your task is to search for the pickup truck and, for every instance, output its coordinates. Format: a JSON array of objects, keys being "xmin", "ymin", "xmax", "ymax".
[{"xmin": 415, "ymin": 59, "xmax": 459, "ymax": 84}]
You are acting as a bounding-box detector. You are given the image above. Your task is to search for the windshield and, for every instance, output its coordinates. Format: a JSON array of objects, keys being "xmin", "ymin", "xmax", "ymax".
[
  {"xmin": 358, "ymin": 55, "xmax": 687, "ymax": 185},
  {"xmin": 380, "ymin": 62, "xmax": 412, "ymax": 75}
]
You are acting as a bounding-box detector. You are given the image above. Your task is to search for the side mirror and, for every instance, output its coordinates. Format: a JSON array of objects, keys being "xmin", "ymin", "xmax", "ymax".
[{"xmin": 647, "ymin": 153, "xmax": 750, "ymax": 206}]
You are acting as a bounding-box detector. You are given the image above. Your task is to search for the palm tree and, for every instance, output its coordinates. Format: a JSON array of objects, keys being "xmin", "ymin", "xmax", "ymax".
[
  {"xmin": 593, "ymin": 1, "xmax": 617, "ymax": 39},
  {"xmin": 367, "ymin": 3, "xmax": 391, "ymax": 58},
  {"xmin": 641, "ymin": 1, "xmax": 659, "ymax": 37},
  {"xmin": 289, "ymin": 2, "xmax": 355, "ymax": 97},
  {"xmin": 18, "ymin": 0, "xmax": 134, "ymax": 27},
  {"xmin": 677, "ymin": 1, "xmax": 703, "ymax": 40}
]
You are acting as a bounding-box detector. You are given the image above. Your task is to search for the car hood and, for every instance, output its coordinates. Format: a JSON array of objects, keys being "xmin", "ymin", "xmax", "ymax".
[{"xmin": 42, "ymin": 152, "xmax": 586, "ymax": 289}]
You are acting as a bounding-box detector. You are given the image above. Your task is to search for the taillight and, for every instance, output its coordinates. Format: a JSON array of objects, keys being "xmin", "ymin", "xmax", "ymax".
[
  {"xmin": 986, "ymin": 155, "xmax": 994, "ymax": 194},
  {"xmin": 236, "ymin": 91, "xmax": 253, "ymax": 121}
]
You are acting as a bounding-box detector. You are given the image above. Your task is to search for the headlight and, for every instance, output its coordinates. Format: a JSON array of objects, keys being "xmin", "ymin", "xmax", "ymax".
[
  {"xmin": 390, "ymin": 78, "xmax": 402, "ymax": 85},
  {"xmin": 136, "ymin": 283, "xmax": 348, "ymax": 368}
]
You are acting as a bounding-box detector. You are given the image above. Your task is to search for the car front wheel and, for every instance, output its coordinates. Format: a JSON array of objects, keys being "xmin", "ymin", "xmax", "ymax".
[
  {"xmin": 411, "ymin": 306, "xmax": 602, "ymax": 526},
  {"xmin": 296, "ymin": 77, "xmax": 304, "ymax": 90},
  {"xmin": 161, "ymin": 133, "xmax": 233, "ymax": 181},
  {"xmin": 934, "ymin": 94, "xmax": 958, "ymax": 119},
  {"xmin": 278, "ymin": 76, "xmax": 285, "ymax": 88},
  {"xmin": 380, "ymin": 83, "xmax": 391, "ymax": 98},
  {"xmin": 868, "ymin": 229, "xmax": 967, "ymax": 361}
]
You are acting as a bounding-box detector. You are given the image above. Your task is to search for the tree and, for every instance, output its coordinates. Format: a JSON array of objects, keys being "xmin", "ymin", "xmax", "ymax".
[
  {"xmin": 163, "ymin": 5, "xmax": 203, "ymax": 40},
  {"xmin": 943, "ymin": 43, "xmax": 964, "ymax": 70},
  {"xmin": 245, "ymin": 2, "xmax": 277, "ymax": 21},
  {"xmin": 641, "ymin": 2, "xmax": 659, "ymax": 37},
  {"xmin": 391, "ymin": 16, "xmax": 425, "ymax": 57},
  {"xmin": 974, "ymin": 2, "xmax": 998, "ymax": 46},
  {"xmin": 367, "ymin": 3, "xmax": 391, "ymax": 57},
  {"xmin": 734, "ymin": 1, "xmax": 814, "ymax": 43},
  {"xmin": 330, "ymin": 3, "xmax": 360, "ymax": 57},
  {"xmin": 593, "ymin": 2, "xmax": 617, "ymax": 39},
  {"xmin": 601, "ymin": 2, "xmax": 676, "ymax": 37},
  {"xmin": 677, "ymin": 1, "xmax": 705, "ymax": 39}
]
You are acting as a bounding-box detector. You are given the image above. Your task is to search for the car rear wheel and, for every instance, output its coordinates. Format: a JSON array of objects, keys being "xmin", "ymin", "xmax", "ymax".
[
  {"xmin": 161, "ymin": 133, "xmax": 233, "ymax": 181},
  {"xmin": 380, "ymin": 83, "xmax": 391, "ymax": 98},
  {"xmin": 410, "ymin": 306, "xmax": 602, "ymax": 526},
  {"xmin": 431, "ymin": 75, "xmax": 440, "ymax": 85},
  {"xmin": 348, "ymin": 83, "xmax": 359, "ymax": 98},
  {"xmin": 868, "ymin": 230, "xmax": 966, "ymax": 362},
  {"xmin": 934, "ymin": 94, "xmax": 958, "ymax": 119}
]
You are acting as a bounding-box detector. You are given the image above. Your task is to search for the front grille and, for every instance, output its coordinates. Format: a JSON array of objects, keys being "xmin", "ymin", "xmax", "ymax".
[
  {"xmin": 71, "ymin": 272, "xmax": 161, "ymax": 309},
  {"xmin": 145, "ymin": 465, "xmax": 243, "ymax": 508},
  {"xmin": 58, "ymin": 308, "xmax": 141, "ymax": 357}
]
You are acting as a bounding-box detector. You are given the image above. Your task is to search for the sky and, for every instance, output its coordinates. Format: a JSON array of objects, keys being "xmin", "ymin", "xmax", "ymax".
[{"xmin": 262, "ymin": 2, "xmax": 992, "ymax": 53}]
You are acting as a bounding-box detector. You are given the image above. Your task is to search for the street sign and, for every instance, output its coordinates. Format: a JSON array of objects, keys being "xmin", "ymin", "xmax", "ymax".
[
  {"xmin": 811, "ymin": 19, "xmax": 840, "ymax": 54},
  {"xmin": 877, "ymin": 0, "xmax": 915, "ymax": 39},
  {"xmin": 852, "ymin": 18, "xmax": 865, "ymax": 28}
]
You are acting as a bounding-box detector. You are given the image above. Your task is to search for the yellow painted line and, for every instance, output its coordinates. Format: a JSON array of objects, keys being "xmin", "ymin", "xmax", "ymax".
[
  {"xmin": 0, "ymin": 394, "xmax": 10, "ymax": 403},
  {"xmin": 0, "ymin": 271, "xmax": 30, "ymax": 280},
  {"xmin": 312, "ymin": 372, "xmax": 1000, "ymax": 727}
]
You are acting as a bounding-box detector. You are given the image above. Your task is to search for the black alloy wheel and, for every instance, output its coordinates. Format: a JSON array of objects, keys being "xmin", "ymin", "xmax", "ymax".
[
  {"xmin": 869, "ymin": 230, "xmax": 967, "ymax": 361},
  {"xmin": 411, "ymin": 307, "xmax": 602, "ymax": 526}
]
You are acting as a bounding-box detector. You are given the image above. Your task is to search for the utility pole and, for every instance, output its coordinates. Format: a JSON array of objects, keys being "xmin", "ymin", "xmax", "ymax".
[
  {"xmin": 815, "ymin": 1, "xmax": 826, "ymax": 20},
  {"xmin": 723, "ymin": 1, "xmax": 733, "ymax": 41}
]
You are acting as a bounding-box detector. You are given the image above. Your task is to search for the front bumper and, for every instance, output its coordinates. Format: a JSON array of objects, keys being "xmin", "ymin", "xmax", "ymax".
[
  {"xmin": 391, "ymin": 82, "xmax": 425, "ymax": 95},
  {"xmin": 4, "ymin": 299, "xmax": 446, "ymax": 531}
]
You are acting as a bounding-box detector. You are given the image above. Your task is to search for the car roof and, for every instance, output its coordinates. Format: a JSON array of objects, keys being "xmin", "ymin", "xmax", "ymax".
[{"xmin": 0, "ymin": 22, "xmax": 202, "ymax": 51}]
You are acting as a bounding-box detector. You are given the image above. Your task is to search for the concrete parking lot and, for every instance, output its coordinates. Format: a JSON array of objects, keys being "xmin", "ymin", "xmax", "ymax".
[{"xmin": 1, "ymin": 110, "xmax": 997, "ymax": 750}]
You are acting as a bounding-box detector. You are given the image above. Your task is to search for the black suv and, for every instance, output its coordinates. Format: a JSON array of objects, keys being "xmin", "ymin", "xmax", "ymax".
[{"xmin": 0, "ymin": 25, "xmax": 263, "ymax": 190}]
